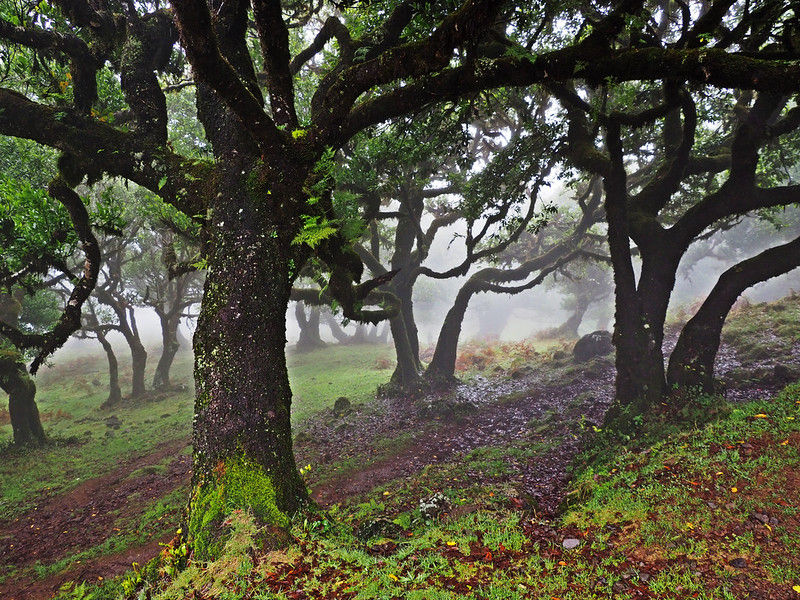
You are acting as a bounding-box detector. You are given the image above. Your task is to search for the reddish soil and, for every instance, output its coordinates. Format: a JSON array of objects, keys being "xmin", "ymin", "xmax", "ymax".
[
  {"xmin": 303, "ymin": 360, "xmax": 616, "ymax": 515},
  {"xmin": 0, "ymin": 440, "xmax": 191, "ymax": 600}
]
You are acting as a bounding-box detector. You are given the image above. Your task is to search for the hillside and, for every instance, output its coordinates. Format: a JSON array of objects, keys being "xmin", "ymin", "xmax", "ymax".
[{"xmin": 0, "ymin": 297, "xmax": 798, "ymax": 599}]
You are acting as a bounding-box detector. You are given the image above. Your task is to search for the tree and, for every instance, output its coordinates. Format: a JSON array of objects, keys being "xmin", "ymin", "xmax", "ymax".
[
  {"xmin": 547, "ymin": 31, "xmax": 800, "ymax": 424},
  {"xmin": 424, "ymin": 180, "xmax": 603, "ymax": 382},
  {"xmin": 294, "ymin": 301, "xmax": 326, "ymax": 352},
  {"xmin": 0, "ymin": 168, "xmax": 104, "ymax": 444},
  {"xmin": 3, "ymin": 0, "xmax": 800, "ymax": 552},
  {"xmin": 126, "ymin": 227, "xmax": 203, "ymax": 389}
]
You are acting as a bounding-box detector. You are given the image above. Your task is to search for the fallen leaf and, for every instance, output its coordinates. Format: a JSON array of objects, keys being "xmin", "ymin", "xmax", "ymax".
[
  {"xmin": 731, "ymin": 487, "xmax": 738, "ymax": 493},
  {"xmin": 753, "ymin": 414, "xmax": 769, "ymax": 418}
]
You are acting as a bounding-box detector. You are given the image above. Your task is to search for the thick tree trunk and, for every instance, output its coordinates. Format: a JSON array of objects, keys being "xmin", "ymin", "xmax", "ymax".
[
  {"xmin": 387, "ymin": 313, "xmax": 423, "ymax": 389},
  {"xmin": 153, "ymin": 311, "xmax": 181, "ymax": 388},
  {"xmin": 325, "ymin": 313, "xmax": 353, "ymax": 344},
  {"xmin": 295, "ymin": 302, "xmax": 326, "ymax": 352},
  {"xmin": 97, "ymin": 332, "xmax": 123, "ymax": 407},
  {"xmin": 189, "ymin": 192, "xmax": 308, "ymax": 557},
  {"xmin": 0, "ymin": 355, "xmax": 45, "ymax": 445},
  {"xmin": 550, "ymin": 296, "xmax": 590, "ymax": 339},
  {"xmin": 129, "ymin": 337, "xmax": 147, "ymax": 398},
  {"xmin": 425, "ymin": 282, "xmax": 475, "ymax": 385},
  {"xmin": 387, "ymin": 277, "xmax": 422, "ymax": 388},
  {"xmin": 603, "ymin": 125, "xmax": 669, "ymax": 430},
  {"xmin": 667, "ymin": 235, "xmax": 800, "ymax": 392}
]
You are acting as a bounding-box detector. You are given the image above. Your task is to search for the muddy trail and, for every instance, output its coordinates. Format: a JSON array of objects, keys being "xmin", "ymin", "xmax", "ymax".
[
  {"xmin": 303, "ymin": 363, "xmax": 615, "ymax": 515},
  {"xmin": 300, "ymin": 332, "xmax": 796, "ymax": 516},
  {"xmin": 0, "ymin": 440, "xmax": 191, "ymax": 600}
]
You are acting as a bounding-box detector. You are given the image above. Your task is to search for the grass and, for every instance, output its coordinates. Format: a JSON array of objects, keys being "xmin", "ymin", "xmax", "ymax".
[
  {"xmin": 6, "ymin": 298, "xmax": 800, "ymax": 598},
  {"xmin": 0, "ymin": 342, "xmax": 395, "ymax": 588},
  {"xmin": 91, "ymin": 382, "xmax": 800, "ymax": 600}
]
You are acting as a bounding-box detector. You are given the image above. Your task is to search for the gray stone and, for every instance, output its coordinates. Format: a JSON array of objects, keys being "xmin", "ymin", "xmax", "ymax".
[
  {"xmin": 572, "ymin": 331, "xmax": 614, "ymax": 362},
  {"xmin": 562, "ymin": 538, "xmax": 581, "ymax": 550},
  {"xmin": 333, "ymin": 396, "xmax": 352, "ymax": 417},
  {"xmin": 729, "ymin": 557, "xmax": 748, "ymax": 569},
  {"xmin": 419, "ymin": 493, "xmax": 451, "ymax": 519}
]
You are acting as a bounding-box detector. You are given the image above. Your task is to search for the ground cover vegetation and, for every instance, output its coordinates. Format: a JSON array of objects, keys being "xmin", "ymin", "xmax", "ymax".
[
  {"xmin": 0, "ymin": 299, "xmax": 794, "ymax": 598},
  {"xmin": 0, "ymin": 0, "xmax": 800, "ymax": 596}
]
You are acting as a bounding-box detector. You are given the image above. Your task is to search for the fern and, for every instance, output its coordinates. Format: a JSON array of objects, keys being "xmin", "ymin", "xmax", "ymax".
[{"xmin": 291, "ymin": 215, "xmax": 338, "ymax": 249}]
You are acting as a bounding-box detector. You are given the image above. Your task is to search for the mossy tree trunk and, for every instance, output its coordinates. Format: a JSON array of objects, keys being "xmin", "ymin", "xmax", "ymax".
[
  {"xmin": 667, "ymin": 234, "xmax": 800, "ymax": 392},
  {"xmin": 97, "ymin": 330, "xmax": 123, "ymax": 407},
  {"xmin": 0, "ymin": 354, "xmax": 45, "ymax": 446},
  {"xmin": 190, "ymin": 177, "xmax": 308, "ymax": 557}
]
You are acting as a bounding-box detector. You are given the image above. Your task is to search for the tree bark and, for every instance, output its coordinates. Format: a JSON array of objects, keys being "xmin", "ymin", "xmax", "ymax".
[
  {"xmin": 550, "ymin": 295, "xmax": 590, "ymax": 339},
  {"xmin": 667, "ymin": 234, "xmax": 800, "ymax": 392},
  {"xmin": 0, "ymin": 354, "xmax": 45, "ymax": 445},
  {"xmin": 425, "ymin": 282, "xmax": 475, "ymax": 384},
  {"xmin": 153, "ymin": 311, "xmax": 181, "ymax": 388},
  {"xmin": 97, "ymin": 330, "xmax": 123, "ymax": 407},
  {"xmin": 602, "ymin": 121, "xmax": 668, "ymax": 430},
  {"xmin": 294, "ymin": 302, "xmax": 326, "ymax": 352},
  {"xmin": 188, "ymin": 46, "xmax": 307, "ymax": 554},
  {"xmin": 190, "ymin": 185, "xmax": 307, "ymax": 557}
]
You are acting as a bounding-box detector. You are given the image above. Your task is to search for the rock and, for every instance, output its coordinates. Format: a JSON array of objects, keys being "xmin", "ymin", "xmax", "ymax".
[
  {"xmin": 769, "ymin": 516, "xmax": 779, "ymax": 526},
  {"xmin": 612, "ymin": 581, "xmax": 627, "ymax": 594},
  {"xmin": 638, "ymin": 572, "xmax": 651, "ymax": 583},
  {"xmin": 419, "ymin": 493, "xmax": 451, "ymax": 519},
  {"xmin": 729, "ymin": 557, "xmax": 748, "ymax": 569},
  {"xmin": 706, "ymin": 501, "xmax": 718, "ymax": 509},
  {"xmin": 333, "ymin": 396, "xmax": 353, "ymax": 419},
  {"xmin": 104, "ymin": 415, "xmax": 121, "ymax": 429},
  {"xmin": 562, "ymin": 538, "xmax": 581, "ymax": 550},
  {"xmin": 333, "ymin": 396, "xmax": 352, "ymax": 417},
  {"xmin": 356, "ymin": 518, "xmax": 405, "ymax": 541},
  {"xmin": 752, "ymin": 513, "xmax": 769, "ymax": 525},
  {"xmin": 773, "ymin": 364, "xmax": 798, "ymax": 382},
  {"xmin": 572, "ymin": 331, "xmax": 614, "ymax": 362}
]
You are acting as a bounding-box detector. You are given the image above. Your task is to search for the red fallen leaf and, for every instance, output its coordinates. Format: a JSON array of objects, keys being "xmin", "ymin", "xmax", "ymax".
[{"xmin": 484, "ymin": 551, "xmax": 493, "ymax": 562}]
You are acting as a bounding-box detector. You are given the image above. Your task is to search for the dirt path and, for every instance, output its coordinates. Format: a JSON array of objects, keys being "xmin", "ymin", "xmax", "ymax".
[
  {"xmin": 303, "ymin": 361, "xmax": 616, "ymax": 516},
  {"xmin": 303, "ymin": 334, "xmax": 792, "ymax": 517},
  {"xmin": 0, "ymin": 439, "xmax": 191, "ymax": 600}
]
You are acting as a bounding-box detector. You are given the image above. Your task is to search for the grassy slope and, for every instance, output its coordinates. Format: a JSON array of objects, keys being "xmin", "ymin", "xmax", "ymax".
[
  {"xmin": 135, "ymin": 384, "xmax": 800, "ymax": 600},
  {"xmin": 5, "ymin": 298, "xmax": 800, "ymax": 599},
  {"xmin": 0, "ymin": 343, "xmax": 394, "ymax": 587}
]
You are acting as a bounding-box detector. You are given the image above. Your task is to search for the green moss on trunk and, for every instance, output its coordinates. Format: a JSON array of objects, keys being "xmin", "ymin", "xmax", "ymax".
[{"xmin": 188, "ymin": 455, "xmax": 290, "ymax": 560}]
